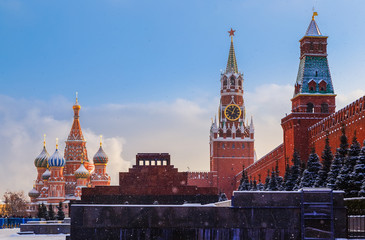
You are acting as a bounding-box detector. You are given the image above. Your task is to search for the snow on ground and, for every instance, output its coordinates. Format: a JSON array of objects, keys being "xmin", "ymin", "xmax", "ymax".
[{"xmin": 0, "ymin": 228, "xmax": 66, "ymax": 240}]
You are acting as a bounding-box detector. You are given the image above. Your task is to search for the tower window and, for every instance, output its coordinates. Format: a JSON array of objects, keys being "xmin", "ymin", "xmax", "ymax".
[
  {"xmin": 315, "ymin": 71, "xmax": 318, "ymax": 77},
  {"xmin": 307, "ymin": 103, "xmax": 314, "ymax": 113},
  {"xmin": 232, "ymin": 143, "xmax": 235, "ymax": 149},
  {"xmin": 242, "ymin": 143, "xmax": 245, "ymax": 149},
  {"xmin": 321, "ymin": 103, "xmax": 329, "ymax": 113},
  {"xmin": 238, "ymin": 79, "xmax": 242, "ymax": 88},
  {"xmin": 230, "ymin": 77, "xmax": 235, "ymax": 86},
  {"xmin": 223, "ymin": 79, "xmax": 227, "ymax": 87}
]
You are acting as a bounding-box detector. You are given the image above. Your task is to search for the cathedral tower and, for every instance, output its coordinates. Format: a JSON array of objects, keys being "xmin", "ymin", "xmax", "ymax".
[
  {"xmin": 281, "ymin": 12, "xmax": 336, "ymax": 162},
  {"xmin": 63, "ymin": 94, "xmax": 94, "ymax": 197},
  {"xmin": 90, "ymin": 136, "xmax": 111, "ymax": 186},
  {"xmin": 47, "ymin": 139, "xmax": 66, "ymax": 203},
  {"xmin": 210, "ymin": 29, "xmax": 255, "ymax": 197}
]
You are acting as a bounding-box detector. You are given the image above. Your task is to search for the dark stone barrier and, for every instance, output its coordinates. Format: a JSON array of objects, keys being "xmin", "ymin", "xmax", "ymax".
[{"xmin": 70, "ymin": 189, "xmax": 347, "ymax": 240}]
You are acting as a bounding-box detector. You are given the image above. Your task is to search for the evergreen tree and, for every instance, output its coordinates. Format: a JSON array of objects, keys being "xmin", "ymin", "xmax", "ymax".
[
  {"xmin": 338, "ymin": 125, "xmax": 349, "ymax": 159},
  {"xmin": 285, "ymin": 151, "xmax": 301, "ymax": 191},
  {"xmin": 275, "ymin": 163, "xmax": 284, "ymax": 190},
  {"xmin": 349, "ymin": 140, "xmax": 365, "ymax": 197},
  {"xmin": 238, "ymin": 165, "xmax": 250, "ymax": 191},
  {"xmin": 257, "ymin": 174, "xmax": 265, "ymax": 191},
  {"xmin": 264, "ymin": 169, "xmax": 270, "ymax": 191},
  {"xmin": 326, "ymin": 150, "xmax": 343, "ymax": 189},
  {"xmin": 37, "ymin": 204, "xmax": 42, "ymax": 219},
  {"xmin": 284, "ymin": 164, "xmax": 291, "ymax": 184},
  {"xmin": 56, "ymin": 202, "xmax": 65, "ymax": 220},
  {"xmin": 43, "ymin": 204, "xmax": 49, "ymax": 220},
  {"xmin": 268, "ymin": 168, "xmax": 278, "ymax": 191},
  {"xmin": 335, "ymin": 133, "xmax": 359, "ymax": 197},
  {"xmin": 300, "ymin": 148, "xmax": 322, "ymax": 188},
  {"xmin": 314, "ymin": 134, "xmax": 334, "ymax": 187},
  {"xmin": 251, "ymin": 178, "xmax": 258, "ymax": 191},
  {"xmin": 48, "ymin": 204, "xmax": 55, "ymax": 220},
  {"xmin": 218, "ymin": 192, "xmax": 228, "ymax": 202}
]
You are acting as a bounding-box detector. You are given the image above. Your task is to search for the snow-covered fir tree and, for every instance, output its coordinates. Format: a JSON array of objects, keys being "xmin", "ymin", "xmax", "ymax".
[
  {"xmin": 264, "ymin": 169, "xmax": 270, "ymax": 190},
  {"xmin": 251, "ymin": 178, "xmax": 258, "ymax": 191},
  {"xmin": 314, "ymin": 134, "xmax": 334, "ymax": 187},
  {"xmin": 275, "ymin": 163, "xmax": 284, "ymax": 190},
  {"xmin": 285, "ymin": 151, "xmax": 301, "ymax": 191},
  {"xmin": 299, "ymin": 148, "xmax": 322, "ymax": 188},
  {"xmin": 267, "ymin": 168, "xmax": 279, "ymax": 191},
  {"xmin": 335, "ymin": 133, "xmax": 360, "ymax": 197},
  {"xmin": 326, "ymin": 150, "xmax": 343, "ymax": 189},
  {"xmin": 257, "ymin": 174, "xmax": 265, "ymax": 191},
  {"xmin": 238, "ymin": 165, "xmax": 250, "ymax": 191},
  {"xmin": 338, "ymin": 126, "xmax": 349, "ymax": 159},
  {"xmin": 218, "ymin": 192, "xmax": 228, "ymax": 201},
  {"xmin": 350, "ymin": 140, "xmax": 365, "ymax": 197}
]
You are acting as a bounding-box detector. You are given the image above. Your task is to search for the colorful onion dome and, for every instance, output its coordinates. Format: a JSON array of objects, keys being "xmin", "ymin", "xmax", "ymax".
[
  {"xmin": 42, "ymin": 168, "xmax": 51, "ymax": 180},
  {"xmin": 48, "ymin": 139, "xmax": 65, "ymax": 167},
  {"xmin": 93, "ymin": 136, "xmax": 108, "ymax": 164},
  {"xmin": 34, "ymin": 136, "xmax": 50, "ymax": 168},
  {"xmin": 93, "ymin": 146, "xmax": 109, "ymax": 164},
  {"xmin": 74, "ymin": 163, "xmax": 90, "ymax": 179},
  {"xmin": 28, "ymin": 187, "xmax": 40, "ymax": 198}
]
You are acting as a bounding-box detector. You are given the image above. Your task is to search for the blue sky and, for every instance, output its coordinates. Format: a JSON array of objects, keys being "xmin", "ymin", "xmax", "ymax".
[{"xmin": 1, "ymin": 0, "xmax": 365, "ymax": 196}]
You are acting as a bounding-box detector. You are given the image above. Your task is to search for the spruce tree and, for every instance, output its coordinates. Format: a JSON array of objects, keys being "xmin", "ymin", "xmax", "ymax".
[
  {"xmin": 48, "ymin": 204, "xmax": 55, "ymax": 220},
  {"xmin": 238, "ymin": 165, "xmax": 250, "ymax": 191},
  {"xmin": 56, "ymin": 202, "xmax": 65, "ymax": 220},
  {"xmin": 285, "ymin": 151, "xmax": 300, "ymax": 191},
  {"xmin": 326, "ymin": 151, "xmax": 343, "ymax": 189},
  {"xmin": 284, "ymin": 164, "xmax": 291, "ymax": 184},
  {"xmin": 314, "ymin": 134, "xmax": 334, "ymax": 187},
  {"xmin": 37, "ymin": 204, "xmax": 42, "ymax": 219},
  {"xmin": 350, "ymin": 140, "xmax": 365, "ymax": 197},
  {"xmin": 251, "ymin": 178, "xmax": 258, "ymax": 191},
  {"xmin": 300, "ymin": 148, "xmax": 322, "ymax": 188},
  {"xmin": 338, "ymin": 125, "xmax": 349, "ymax": 159},
  {"xmin": 264, "ymin": 169, "xmax": 270, "ymax": 191},
  {"xmin": 218, "ymin": 192, "xmax": 228, "ymax": 201},
  {"xmin": 257, "ymin": 174, "xmax": 265, "ymax": 191},
  {"xmin": 268, "ymin": 168, "xmax": 278, "ymax": 191},
  {"xmin": 335, "ymin": 133, "xmax": 359, "ymax": 197},
  {"xmin": 275, "ymin": 163, "xmax": 284, "ymax": 190}
]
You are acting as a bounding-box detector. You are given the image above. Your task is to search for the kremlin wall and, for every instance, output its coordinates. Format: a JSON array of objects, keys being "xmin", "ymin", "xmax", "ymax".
[{"xmin": 28, "ymin": 13, "xmax": 365, "ymax": 208}]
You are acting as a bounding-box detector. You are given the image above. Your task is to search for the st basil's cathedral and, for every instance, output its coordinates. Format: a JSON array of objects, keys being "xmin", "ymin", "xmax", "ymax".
[{"xmin": 27, "ymin": 97, "xmax": 111, "ymax": 216}]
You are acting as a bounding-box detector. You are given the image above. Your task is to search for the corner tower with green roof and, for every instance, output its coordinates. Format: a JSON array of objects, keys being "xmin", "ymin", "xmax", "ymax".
[{"xmin": 282, "ymin": 12, "xmax": 336, "ymax": 163}]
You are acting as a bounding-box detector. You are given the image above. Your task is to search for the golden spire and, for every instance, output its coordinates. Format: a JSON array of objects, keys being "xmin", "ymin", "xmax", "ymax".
[
  {"xmin": 43, "ymin": 134, "xmax": 46, "ymax": 147},
  {"xmin": 312, "ymin": 11, "xmax": 318, "ymax": 21},
  {"xmin": 76, "ymin": 92, "xmax": 79, "ymax": 105},
  {"xmin": 56, "ymin": 138, "xmax": 59, "ymax": 150},
  {"xmin": 100, "ymin": 135, "xmax": 103, "ymax": 147}
]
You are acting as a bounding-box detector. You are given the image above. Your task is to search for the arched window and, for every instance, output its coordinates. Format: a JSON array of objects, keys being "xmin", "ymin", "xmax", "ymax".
[
  {"xmin": 241, "ymin": 143, "xmax": 245, "ymax": 149},
  {"xmin": 230, "ymin": 77, "xmax": 235, "ymax": 86},
  {"xmin": 232, "ymin": 143, "xmax": 235, "ymax": 149},
  {"xmin": 321, "ymin": 103, "xmax": 329, "ymax": 113},
  {"xmin": 238, "ymin": 79, "xmax": 242, "ymax": 88},
  {"xmin": 223, "ymin": 79, "xmax": 227, "ymax": 87},
  {"xmin": 307, "ymin": 103, "xmax": 314, "ymax": 113}
]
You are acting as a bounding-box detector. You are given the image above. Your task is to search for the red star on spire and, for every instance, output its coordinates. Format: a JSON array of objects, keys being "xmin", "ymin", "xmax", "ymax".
[{"xmin": 228, "ymin": 28, "xmax": 235, "ymax": 37}]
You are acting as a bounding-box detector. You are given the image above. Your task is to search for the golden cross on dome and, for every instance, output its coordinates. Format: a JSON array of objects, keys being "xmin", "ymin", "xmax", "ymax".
[
  {"xmin": 100, "ymin": 135, "xmax": 103, "ymax": 147},
  {"xmin": 228, "ymin": 28, "xmax": 235, "ymax": 37},
  {"xmin": 56, "ymin": 138, "xmax": 59, "ymax": 149},
  {"xmin": 75, "ymin": 92, "xmax": 79, "ymax": 104},
  {"xmin": 43, "ymin": 134, "xmax": 46, "ymax": 147}
]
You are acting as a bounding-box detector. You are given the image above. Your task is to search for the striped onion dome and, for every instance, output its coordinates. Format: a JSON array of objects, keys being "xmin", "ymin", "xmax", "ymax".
[
  {"xmin": 74, "ymin": 163, "xmax": 90, "ymax": 179},
  {"xmin": 48, "ymin": 148, "xmax": 65, "ymax": 167},
  {"xmin": 34, "ymin": 146, "xmax": 50, "ymax": 168},
  {"xmin": 28, "ymin": 187, "xmax": 40, "ymax": 198},
  {"xmin": 93, "ymin": 146, "xmax": 108, "ymax": 164},
  {"xmin": 42, "ymin": 168, "xmax": 51, "ymax": 180}
]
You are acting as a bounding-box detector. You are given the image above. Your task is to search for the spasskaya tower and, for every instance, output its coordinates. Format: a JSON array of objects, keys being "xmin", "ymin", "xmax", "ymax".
[{"xmin": 209, "ymin": 29, "xmax": 255, "ymax": 197}]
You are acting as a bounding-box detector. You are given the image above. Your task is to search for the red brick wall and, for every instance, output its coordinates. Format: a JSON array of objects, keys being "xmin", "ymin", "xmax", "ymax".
[
  {"xmin": 309, "ymin": 96, "xmax": 365, "ymax": 157},
  {"xmin": 244, "ymin": 144, "xmax": 285, "ymax": 181}
]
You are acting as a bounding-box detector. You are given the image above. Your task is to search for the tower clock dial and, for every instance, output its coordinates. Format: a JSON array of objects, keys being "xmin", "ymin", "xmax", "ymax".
[{"xmin": 224, "ymin": 104, "xmax": 241, "ymax": 121}]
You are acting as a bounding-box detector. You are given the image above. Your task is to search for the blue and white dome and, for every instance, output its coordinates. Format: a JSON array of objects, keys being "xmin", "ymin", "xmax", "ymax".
[{"xmin": 48, "ymin": 148, "xmax": 65, "ymax": 167}]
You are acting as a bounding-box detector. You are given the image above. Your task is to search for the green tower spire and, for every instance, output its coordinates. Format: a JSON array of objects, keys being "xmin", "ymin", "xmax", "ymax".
[{"xmin": 226, "ymin": 28, "xmax": 238, "ymax": 74}]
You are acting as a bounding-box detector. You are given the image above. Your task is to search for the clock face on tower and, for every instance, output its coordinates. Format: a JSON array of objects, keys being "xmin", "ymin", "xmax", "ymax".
[{"xmin": 224, "ymin": 104, "xmax": 241, "ymax": 121}]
